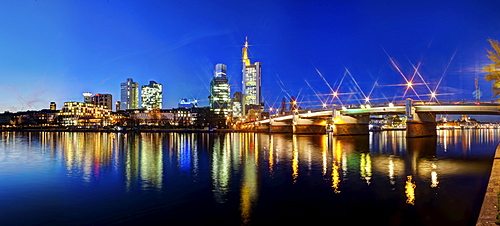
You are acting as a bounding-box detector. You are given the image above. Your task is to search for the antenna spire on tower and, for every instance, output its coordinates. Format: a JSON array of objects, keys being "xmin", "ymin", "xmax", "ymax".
[{"xmin": 242, "ymin": 36, "xmax": 250, "ymax": 66}]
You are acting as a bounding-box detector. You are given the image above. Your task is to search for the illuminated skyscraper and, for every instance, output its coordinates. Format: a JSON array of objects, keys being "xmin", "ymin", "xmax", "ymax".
[
  {"xmin": 141, "ymin": 81, "xmax": 163, "ymax": 110},
  {"xmin": 242, "ymin": 37, "xmax": 262, "ymax": 114},
  {"xmin": 209, "ymin": 63, "xmax": 231, "ymax": 116},
  {"xmin": 120, "ymin": 78, "xmax": 139, "ymax": 110}
]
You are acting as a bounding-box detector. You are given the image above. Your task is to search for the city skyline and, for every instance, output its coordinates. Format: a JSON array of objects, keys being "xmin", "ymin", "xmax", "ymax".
[{"xmin": 1, "ymin": 1, "xmax": 500, "ymax": 113}]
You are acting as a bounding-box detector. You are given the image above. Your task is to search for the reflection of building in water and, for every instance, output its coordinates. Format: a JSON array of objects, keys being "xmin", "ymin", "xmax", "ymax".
[
  {"xmin": 240, "ymin": 133, "xmax": 259, "ymax": 224},
  {"xmin": 175, "ymin": 133, "xmax": 198, "ymax": 178},
  {"xmin": 211, "ymin": 133, "xmax": 232, "ymax": 203},
  {"xmin": 125, "ymin": 134, "xmax": 140, "ymax": 189},
  {"xmin": 139, "ymin": 133, "xmax": 163, "ymax": 190},
  {"xmin": 124, "ymin": 133, "xmax": 164, "ymax": 190},
  {"xmin": 59, "ymin": 133, "xmax": 113, "ymax": 182}
]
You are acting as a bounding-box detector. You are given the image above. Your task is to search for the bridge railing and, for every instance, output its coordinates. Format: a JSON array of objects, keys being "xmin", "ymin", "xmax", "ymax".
[
  {"xmin": 334, "ymin": 99, "xmax": 500, "ymax": 109},
  {"xmin": 265, "ymin": 99, "xmax": 500, "ymax": 117}
]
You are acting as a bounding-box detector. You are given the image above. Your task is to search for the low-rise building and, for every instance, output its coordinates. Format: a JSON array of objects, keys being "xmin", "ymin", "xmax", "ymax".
[{"xmin": 58, "ymin": 102, "xmax": 111, "ymax": 127}]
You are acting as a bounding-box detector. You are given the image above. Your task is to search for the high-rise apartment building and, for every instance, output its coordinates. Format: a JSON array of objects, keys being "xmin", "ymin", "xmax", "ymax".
[
  {"xmin": 115, "ymin": 101, "xmax": 121, "ymax": 112},
  {"xmin": 241, "ymin": 37, "xmax": 262, "ymax": 114},
  {"xmin": 120, "ymin": 78, "xmax": 139, "ymax": 110},
  {"xmin": 50, "ymin": 102, "xmax": 56, "ymax": 110},
  {"xmin": 209, "ymin": 63, "xmax": 231, "ymax": 116},
  {"xmin": 141, "ymin": 81, "xmax": 163, "ymax": 110},
  {"xmin": 92, "ymin": 94, "xmax": 113, "ymax": 110}
]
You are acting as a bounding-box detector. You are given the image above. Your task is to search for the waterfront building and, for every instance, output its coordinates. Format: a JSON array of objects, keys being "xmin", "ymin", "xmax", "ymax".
[
  {"xmin": 241, "ymin": 37, "xmax": 262, "ymax": 115},
  {"xmin": 120, "ymin": 78, "xmax": 139, "ymax": 110},
  {"xmin": 141, "ymin": 81, "xmax": 163, "ymax": 110},
  {"xmin": 58, "ymin": 102, "xmax": 111, "ymax": 127},
  {"xmin": 92, "ymin": 94, "xmax": 113, "ymax": 110},
  {"xmin": 127, "ymin": 108, "xmax": 197, "ymax": 127},
  {"xmin": 8, "ymin": 110, "xmax": 58, "ymax": 127},
  {"xmin": 209, "ymin": 63, "xmax": 231, "ymax": 116}
]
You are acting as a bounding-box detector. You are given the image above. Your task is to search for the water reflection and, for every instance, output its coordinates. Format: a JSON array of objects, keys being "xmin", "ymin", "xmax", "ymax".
[
  {"xmin": 0, "ymin": 129, "xmax": 498, "ymax": 224},
  {"xmin": 240, "ymin": 133, "xmax": 260, "ymax": 224},
  {"xmin": 211, "ymin": 133, "xmax": 231, "ymax": 203}
]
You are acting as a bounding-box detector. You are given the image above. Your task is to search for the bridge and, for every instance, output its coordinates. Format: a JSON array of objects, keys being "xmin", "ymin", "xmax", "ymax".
[{"xmin": 240, "ymin": 99, "xmax": 500, "ymax": 137}]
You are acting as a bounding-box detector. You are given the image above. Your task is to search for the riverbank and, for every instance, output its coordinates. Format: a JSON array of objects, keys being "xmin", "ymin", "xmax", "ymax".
[{"xmin": 477, "ymin": 143, "xmax": 500, "ymax": 225}]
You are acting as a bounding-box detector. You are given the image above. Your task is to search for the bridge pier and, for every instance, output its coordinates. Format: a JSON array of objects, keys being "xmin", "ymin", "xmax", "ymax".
[
  {"xmin": 406, "ymin": 112, "xmax": 437, "ymax": 137},
  {"xmin": 293, "ymin": 116, "xmax": 327, "ymax": 134},
  {"xmin": 405, "ymin": 99, "xmax": 437, "ymax": 138},
  {"xmin": 255, "ymin": 123, "xmax": 270, "ymax": 133},
  {"xmin": 269, "ymin": 119, "xmax": 293, "ymax": 133},
  {"xmin": 331, "ymin": 110, "xmax": 369, "ymax": 135}
]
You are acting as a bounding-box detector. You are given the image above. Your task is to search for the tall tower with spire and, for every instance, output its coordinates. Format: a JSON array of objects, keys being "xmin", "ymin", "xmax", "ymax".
[{"xmin": 241, "ymin": 37, "xmax": 262, "ymax": 115}]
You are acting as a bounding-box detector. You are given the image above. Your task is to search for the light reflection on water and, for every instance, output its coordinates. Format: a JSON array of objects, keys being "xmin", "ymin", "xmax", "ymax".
[{"xmin": 0, "ymin": 130, "xmax": 497, "ymax": 225}]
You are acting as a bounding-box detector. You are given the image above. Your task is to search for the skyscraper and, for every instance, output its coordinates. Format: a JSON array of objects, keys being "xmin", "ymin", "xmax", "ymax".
[
  {"xmin": 209, "ymin": 63, "xmax": 231, "ymax": 116},
  {"xmin": 120, "ymin": 78, "xmax": 139, "ymax": 110},
  {"xmin": 141, "ymin": 81, "xmax": 163, "ymax": 110},
  {"xmin": 242, "ymin": 37, "xmax": 262, "ymax": 115}
]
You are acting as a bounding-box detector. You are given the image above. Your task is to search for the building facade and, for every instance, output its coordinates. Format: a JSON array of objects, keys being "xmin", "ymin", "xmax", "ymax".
[
  {"xmin": 120, "ymin": 78, "xmax": 139, "ymax": 110},
  {"xmin": 231, "ymin": 92, "xmax": 242, "ymax": 118},
  {"xmin": 178, "ymin": 98, "xmax": 198, "ymax": 109},
  {"xmin": 241, "ymin": 37, "xmax": 262, "ymax": 114},
  {"xmin": 83, "ymin": 92, "xmax": 93, "ymax": 103},
  {"xmin": 141, "ymin": 81, "xmax": 163, "ymax": 110},
  {"xmin": 58, "ymin": 102, "xmax": 111, "ymax": 126},
  {"xmin": 92, "ymin": 94, "xmax": 113, "ymax": 111},
  {"xmin": 209, "ymin": 63, "xmax": 231, "ymax": 116},
  {"xmin": 50, "ymin": 102, "xmax": 56, "ymax": 111}
]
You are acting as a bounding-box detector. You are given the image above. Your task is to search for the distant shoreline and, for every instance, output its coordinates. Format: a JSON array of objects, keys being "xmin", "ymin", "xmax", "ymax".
[{"xmin": 1, "ymin": 126, "xmax": 499, "ymax": 134}]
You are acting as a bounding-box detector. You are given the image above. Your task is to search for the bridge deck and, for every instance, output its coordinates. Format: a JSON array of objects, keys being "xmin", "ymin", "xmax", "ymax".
[{"xmin": 250, "ymin": 103, "xmax": 500, "ymax": 125}]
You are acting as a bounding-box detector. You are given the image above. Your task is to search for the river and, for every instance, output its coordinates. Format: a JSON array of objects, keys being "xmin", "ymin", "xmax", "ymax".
[{"xmin": 0, "ymin": 130, "xmax": 498, "ymax": 225}]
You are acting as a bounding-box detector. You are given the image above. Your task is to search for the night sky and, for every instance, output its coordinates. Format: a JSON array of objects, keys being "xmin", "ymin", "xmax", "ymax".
[{"xmin": 1, "ymin": 0, "xmax": 500, "ymax": 112}]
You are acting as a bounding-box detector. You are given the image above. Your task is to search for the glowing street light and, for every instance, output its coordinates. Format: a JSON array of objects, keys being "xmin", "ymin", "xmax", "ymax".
[
  {"xmin": 388, "ymin": 102, "xmax": 394, "ymax": 107},
  {"xmin": 407, "ymin": 81, "xmax": 413, "ymax": 88}
]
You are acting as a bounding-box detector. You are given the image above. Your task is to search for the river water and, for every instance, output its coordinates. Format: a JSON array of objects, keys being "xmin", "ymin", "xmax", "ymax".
[{"xmin": 0, "ymin": 130, "xmax": 498, "ymax": 225}]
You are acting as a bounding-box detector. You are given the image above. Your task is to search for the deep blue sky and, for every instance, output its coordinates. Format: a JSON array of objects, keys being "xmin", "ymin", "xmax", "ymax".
[{"xmin": 1, "ymin": 0, "xmax": 500, "ymax": 112}]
